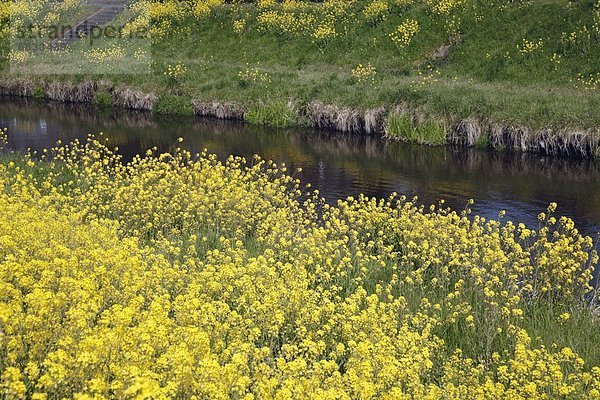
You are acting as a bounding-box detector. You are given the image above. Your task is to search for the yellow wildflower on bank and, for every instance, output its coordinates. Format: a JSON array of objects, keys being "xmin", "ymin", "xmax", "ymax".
[
  {"xmin": 351, "ymin": 62, "xmax": 377, "ymax": 84},
  {"xmin": 0, "ymin": 136, "xmax": 599, "ymax": 399},
  {"xmin": 389, "ymin": 19, "xmax": 420, "ymax": 49}
]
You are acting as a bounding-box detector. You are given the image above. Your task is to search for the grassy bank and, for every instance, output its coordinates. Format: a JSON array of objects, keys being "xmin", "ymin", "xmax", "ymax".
[
  {"xmin": 136, "ymin": 1, "xmax": 600, "ymax": 129},
  {"xmin": 1, "ymin": 0, "xmax": 600, "ymax": 155},
  {"xmin": 0, "ymin": 135, "xmax": 599, "ymax": 398}
]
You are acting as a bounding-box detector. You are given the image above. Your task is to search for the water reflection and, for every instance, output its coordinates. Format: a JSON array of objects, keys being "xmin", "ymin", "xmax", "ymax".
[{"xmin": 1, "ymin": 96, "xmax": 599, "ymax": 236}]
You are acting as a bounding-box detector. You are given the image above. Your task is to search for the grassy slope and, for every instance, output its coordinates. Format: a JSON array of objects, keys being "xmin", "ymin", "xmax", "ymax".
[
  {"xmin": 2, "ymin": 1, "xmax": 600, "ymax": 129},
  {"xmin": 109, "ymin": 0, "xmax": 600, "ymax": 128}
]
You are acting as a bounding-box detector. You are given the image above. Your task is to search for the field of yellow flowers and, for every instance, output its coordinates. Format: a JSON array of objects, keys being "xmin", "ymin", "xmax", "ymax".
[{"xmin": 0, "ymin": 134, "xmax": 600, "ymax": 399}]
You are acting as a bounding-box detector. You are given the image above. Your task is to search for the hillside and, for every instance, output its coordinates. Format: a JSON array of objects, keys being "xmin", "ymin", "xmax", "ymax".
[{"xmin": 2, "ymin": 0, "xmax": 600, "ymax": 153}]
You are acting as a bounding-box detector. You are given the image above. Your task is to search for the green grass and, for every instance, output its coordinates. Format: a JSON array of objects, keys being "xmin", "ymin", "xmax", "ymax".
[
  {"xmin": 136, "ymin": 1, "xmax": 600, "ymax": 129},
  {"xmin": 385, "ymin": 113, "xmax": 447, "ymax": 145},
  {"xmin": 93, "ymin": 88, "xmax": 113, "ymax": 108},
  {"xmin": 475, "ymin": 133, "xmax": 489, "ymax": 149},
  {"xmin": 154, "ymin": 94, "xmax": 194, "ymax": 116},
  {"xmin": 1, "ymin": 1, "xmax": 600, "ymax": 130},
  {"xmin": 245, "ymin": 100, "xmax": 298, "ymax": 128},
  {"xmin": 32, "ymin": 85, "xmax": 44, "ymax": 100}
]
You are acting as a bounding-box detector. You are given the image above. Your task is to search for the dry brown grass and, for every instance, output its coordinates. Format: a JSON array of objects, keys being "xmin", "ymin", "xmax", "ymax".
[{"xmin": 192, "ymin": 99, "xmax": 246, "ymax": 120}]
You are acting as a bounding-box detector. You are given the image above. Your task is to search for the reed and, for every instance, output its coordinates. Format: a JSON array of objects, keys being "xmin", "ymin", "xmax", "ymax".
[
  {"xmin": 192, "ymin": 99, "xmax": 246, "ymax": 120},
  {"xmin": 112, "ymin": 87, "xmax": 157, "ymax": 111},
  {"xmin": 43, "ymin": 81, "xmax": 96, "ymax": 103},
  {"xmin": 304, "ymin": 101, "xmax": 363, "ymax": 132},
  {"xmin": 384, "ymin": 106, "xmax": 447, "ymax": 146},
  {"xmin": 245, "ymin": 100, "xmax": 297, "ymax": 128}
]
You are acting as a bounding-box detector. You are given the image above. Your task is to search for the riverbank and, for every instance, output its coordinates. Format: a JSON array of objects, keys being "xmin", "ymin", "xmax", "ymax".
[
  {"xmin": 2, "ymin": 77, "xmax": 600, "ymax": 159},
  {"xmin": 4, "ymin": 95, "xmax": 600, "ymax": 236}
]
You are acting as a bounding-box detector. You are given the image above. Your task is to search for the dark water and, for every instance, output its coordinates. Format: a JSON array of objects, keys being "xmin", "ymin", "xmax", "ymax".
[{"xmin": 1, "ymin": 97, "xmax": 599, "ymax": 237}]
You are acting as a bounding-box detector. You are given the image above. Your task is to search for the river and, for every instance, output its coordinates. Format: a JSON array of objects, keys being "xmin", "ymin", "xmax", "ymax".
[{"xmin": 1, "ymin": 97, "xmax": 599, "ymax": 237}]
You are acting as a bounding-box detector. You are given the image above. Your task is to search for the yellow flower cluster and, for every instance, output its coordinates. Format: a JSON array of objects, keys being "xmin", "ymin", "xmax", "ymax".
[
  {"xmin": 147, "ymin": 0, "xmax": 184, "ymax": 21},
  {"xmin": 426, "ymin": 0, "xmax": 467, "ymax": 15},
  {"xmin": 164, "ymin": 63, "xmax": 187, "ymax": 82},
  {"xmin": 351, "ymin": 62, "xmax": 377, "ymax": 84},
  {"xmin": 563, "ymin": 25, "xmax": 592, "ymax": 47},
  {"xmin": 238, "ymin": 64, "xmax": 271, "ymax": 87},
  {"xmin": 394, "ymin": 0, "xmax": 416, "ymax": 7},
  {"xmin": 256, "ymin": 9, "xmax": 315, "ymax": 37},
  {"xmin": 0, "ymin": 136, "xmax": 598, "ymax": 399},
  {"xmin": 443, "ymin": 331, "xmax": 600, "ymax": 398},
  {"xmin": 517, "ymin": 38, "xmax": 544, "ymax": 55},
  {"xmin": 257, "ymin": 0, "xmax": 277, "ymax": 9},
  {"xmin": 312, "ymin": 19, "xmax": 337, "ymax": 42},
  {"xmin": 193, "ymin": 0, "xmax": 224, "ymax": 19},
  {"xmin": 84, "ymin": 44, "xmax": 125, "ymax": 66},
  {"xmin": 252, "ymin": 0, "xmax": 362, "ymax": 42},
  {"xmin": 42, "ymin": 10, "xmax": 59, "ymax": 25},
  {"xmin": 389, "ymin": 19, "xmax": 419, "ymax": 49},
  {"xmin": 251, "ymin": 0, "xmax": 359, "ymax": 42},
  {"xmin": 575, "ymin": 72, "xmax": 600, "ymax": 90},
  {"xmin": 119, "ymin": 0, "xmax": 155, "ymax": 38},
  {"xmin": 2, "ymin": 0, "xmax": 88, "ymax": 44},
  {"xmin": 362, "ymin": 0, "xmax": 389, "ymax": 23},
  {"xmin": 254, "ymin": 0, "xmax": 312, "ymax": 37},
  {"xmin": 0, "ymin": 2, "xmax": 11, "ymax": 22},
  {"xmin": 121, "ymin": 0, "xmax": 223, "ymax": 39},
  {"xmin": 0, "ymin": 127, "xmax": 7, "ymax": 149},
  {"xmin": 410, "ymin": 64, "xmax": 441, "ymax": 89},
  {"xmin": 233, "ymin": 18, "xmax": 247, "ymax": 34},
  {"xmin": 8, "ymin": 49, "xmax": 30, "ymax": 64}
]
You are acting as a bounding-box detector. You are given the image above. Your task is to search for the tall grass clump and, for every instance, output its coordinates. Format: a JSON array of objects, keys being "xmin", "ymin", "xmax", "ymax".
[
  {"xmin": 0, "ymin": 136, "xmax": 599, "ymax": 398},
  {"xmin": 32, "ymin": 86, "xmax": 44, "ymax": 100},
  {"xmin": 385, "ymin": 112, "xmax": 447, "ymax": 145},
  {"xmin": 245, "ymin": 100, "xmax": 298, "ymax": 128},
  {"xmin": 153, "ymin": 94, "xmax": 194, "ymax": 116},
  {"xmin": 92, "ymin": 88, "xmax": 114, "ymax": 108}
]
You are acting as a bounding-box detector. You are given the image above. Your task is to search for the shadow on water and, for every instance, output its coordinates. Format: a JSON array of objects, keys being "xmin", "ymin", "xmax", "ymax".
[{"xmin": 1, "ymin": 96, "xmax": 599, "ymax": 236}]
